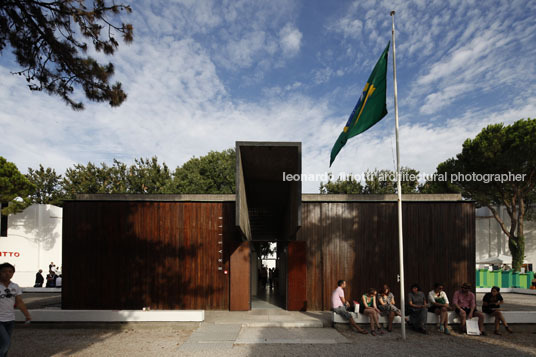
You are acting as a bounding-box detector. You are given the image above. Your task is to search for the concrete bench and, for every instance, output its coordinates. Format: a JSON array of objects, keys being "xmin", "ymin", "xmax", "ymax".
[
  {"xmin": 333, "ymin": 310, "xmax": 536, "ymax": 325},
  {"xmin": 333, "ymin": 311, "xmax": 402, "ymax": 325}
]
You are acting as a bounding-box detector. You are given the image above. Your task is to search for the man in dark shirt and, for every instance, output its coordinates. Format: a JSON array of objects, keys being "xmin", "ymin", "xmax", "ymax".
[
  {"xmin": 46, "ymin": 271, "xmax": 56, "ymax": 288},
  {"xmin": 34, "ymin": 269, "xmax": 44, "ymax": 287}
]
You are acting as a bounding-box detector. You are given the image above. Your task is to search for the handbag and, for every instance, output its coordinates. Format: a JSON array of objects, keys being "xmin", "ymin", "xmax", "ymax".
[
  {"xmin": 466, "ymin": 318, "xmax": 481, "ymax": 335},
  {"xmin": 435, "ymin": 297, "xmax": 446, "ymax": 304}
]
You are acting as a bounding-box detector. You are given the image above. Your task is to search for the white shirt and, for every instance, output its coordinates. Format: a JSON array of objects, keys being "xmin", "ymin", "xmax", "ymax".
[
  {"xmin": 0, "ymin": 281, "xmax": 22, "ymax": 321},
  {"xmin": 428, "ymin": 290, "xmax": 449, "ymax": 305},
  {"xmin": 55, "ymin": 276, "xmax": 62, "ymax": 287}
]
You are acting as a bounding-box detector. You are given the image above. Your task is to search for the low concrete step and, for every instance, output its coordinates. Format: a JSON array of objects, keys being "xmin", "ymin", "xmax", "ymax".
[{"xmin": 241, "ymin": 320, "xmax": 323, "ymax": 328}]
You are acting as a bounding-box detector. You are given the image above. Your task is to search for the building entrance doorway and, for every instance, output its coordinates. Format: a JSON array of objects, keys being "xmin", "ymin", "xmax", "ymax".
[
  {"xmin": 251, "ymin": 242, "xmax": 285, "ymax": 309},
  {"xmin": 230, "ymin": 142, "xmax": 305, "ymax": 311}
]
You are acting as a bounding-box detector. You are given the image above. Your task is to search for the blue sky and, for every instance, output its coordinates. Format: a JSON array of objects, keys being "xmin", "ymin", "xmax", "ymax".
[{"xmin": 1, "ymin": 0, "xmax": 536, "ymax": 193}]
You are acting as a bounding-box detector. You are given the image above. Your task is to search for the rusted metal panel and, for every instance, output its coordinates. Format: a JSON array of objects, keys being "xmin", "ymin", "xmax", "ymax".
[
  {"xmin": 230, "ymin": 241, "xmax": 250, "ymax": 311},
  {"xmin": 287, "ymin": 240, "xmax": 307, "ymax": 311}
]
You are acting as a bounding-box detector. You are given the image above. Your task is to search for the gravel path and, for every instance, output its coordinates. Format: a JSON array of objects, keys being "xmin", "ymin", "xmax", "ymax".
[{"xmin": 8, "ymin": 323, "xmax": 536, "ymax": 357}]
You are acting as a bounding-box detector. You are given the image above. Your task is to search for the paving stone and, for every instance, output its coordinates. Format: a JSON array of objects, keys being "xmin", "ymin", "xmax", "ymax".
[{"xmin": 235, "ymin": 327, "xmax": 349, "ymax": 345}]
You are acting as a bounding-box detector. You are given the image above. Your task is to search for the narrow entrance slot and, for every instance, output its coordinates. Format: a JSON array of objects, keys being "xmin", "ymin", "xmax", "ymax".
[{"xmin": 251, "ymin": 242, "xmax": 285, "ymax": 309}]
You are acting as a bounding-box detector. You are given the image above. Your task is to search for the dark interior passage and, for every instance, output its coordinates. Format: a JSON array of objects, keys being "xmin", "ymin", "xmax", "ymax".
[
  {"xmin": 250, "ymin": 241, "xmax": 285, "ymax": 309},
  {"xmin": 236, "ymin": 142, "xmax": 301, "ymax": 242}
]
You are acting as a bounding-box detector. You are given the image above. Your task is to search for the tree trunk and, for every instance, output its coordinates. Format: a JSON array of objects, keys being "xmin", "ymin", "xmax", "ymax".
[{"xmin": 508, "ymin": 235, "xmax": 525, "ymax": 272}]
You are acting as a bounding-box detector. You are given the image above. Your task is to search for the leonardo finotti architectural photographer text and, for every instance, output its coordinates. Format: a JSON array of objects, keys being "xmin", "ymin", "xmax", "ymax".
[{"xmin": 282, "ymin": 171, "xmax": 526, "ymax": 183}]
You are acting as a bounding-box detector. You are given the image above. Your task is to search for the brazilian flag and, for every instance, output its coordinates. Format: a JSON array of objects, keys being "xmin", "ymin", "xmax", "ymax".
[{"xmin": 330, "ymin": 42, "xmax": 390, "ymax": 167}]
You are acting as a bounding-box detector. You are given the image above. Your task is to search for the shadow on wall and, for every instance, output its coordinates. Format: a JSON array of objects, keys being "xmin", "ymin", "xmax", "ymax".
[
  {"xmin": 297, "ymin": 201, "xmax": 475, "ymax": 310},
  {"xmin": 8, "ymin": 204, "xmax": 61, "ymax": 251},
  {"xmin": 62, "ymin": 201, "xmax": 235, "ymax": 311}
]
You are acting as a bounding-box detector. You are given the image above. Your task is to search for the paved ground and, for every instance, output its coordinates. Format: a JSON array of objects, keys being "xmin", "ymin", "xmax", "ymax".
[
  {"xmin": 22, "ymin": 292, "xmax": 61, "ymax": 309},
  {"xmin": 10, "ymin": 292, "xmax": 536, "ymax": 356},
  {"xmin": 9, "ymin": 322, "xmax": 536, "ymax": 356}
]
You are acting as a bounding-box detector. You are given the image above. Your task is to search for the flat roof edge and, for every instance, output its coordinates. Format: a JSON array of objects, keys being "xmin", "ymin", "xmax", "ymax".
[
  {"xmin": 302, "ymin": 193, "xmax": 465, "ymax": 202},
  {"xmin": 236, "ymin": 141, "xmax": 301, "ymax": 147},
  {"xmin": 72, "ymin": 194, "xmax": 236, "ymax": 202},
  {"xmin": 70, "ymin": 193, "xmax": 465, "ymax": 203}
]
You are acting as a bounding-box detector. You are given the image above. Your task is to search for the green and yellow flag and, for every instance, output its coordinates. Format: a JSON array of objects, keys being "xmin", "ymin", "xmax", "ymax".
[{"xmin": 330, "ymin": 42, "xmax": 390, "ymax": 166}]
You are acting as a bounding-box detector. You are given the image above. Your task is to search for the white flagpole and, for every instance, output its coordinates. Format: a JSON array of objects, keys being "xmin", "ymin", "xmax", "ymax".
[{"xmin": 390, "ymin": 10, "xmax": 406, "ymax": 341}]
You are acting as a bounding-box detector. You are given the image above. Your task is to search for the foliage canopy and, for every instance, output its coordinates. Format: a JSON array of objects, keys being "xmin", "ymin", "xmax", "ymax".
[
  {"xmin": 428, "ymin": 118, "xmax": 536, "ymax": 271},
  {"xmin": 0, "ymin": 0, "xmax": 133, "ymax": 109}
]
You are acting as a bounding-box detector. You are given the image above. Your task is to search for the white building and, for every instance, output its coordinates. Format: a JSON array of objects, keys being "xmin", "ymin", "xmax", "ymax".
[
  {"xmin": 476, "ymin": 206, "xmax": 535, "ymax": 270},
  {"xmin": 0, "ymin": 204, "xmax": 62, "ymax": 287}
]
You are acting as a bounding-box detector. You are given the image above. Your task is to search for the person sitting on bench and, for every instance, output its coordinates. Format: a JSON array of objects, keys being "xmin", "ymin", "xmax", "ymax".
[
  {"xmin": 427, "ymin": 282, "xmax": 451, "ymax": 335},
  {"xmin": 453, "ymin": 282, "xmax": 486, "ymax": 335},
  {"xmin": 482, "ymin": 286, "xmax": 513, "ymax": 335},
  {"xmin": 331, "ymin": 280, "xmax": 367, "ymax": 334}
]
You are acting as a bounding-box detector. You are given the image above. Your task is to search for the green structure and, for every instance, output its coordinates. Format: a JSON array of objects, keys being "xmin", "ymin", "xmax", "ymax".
[{"xmin": 476, "ymin": 269, "xmax": 534, "ymax": 289}]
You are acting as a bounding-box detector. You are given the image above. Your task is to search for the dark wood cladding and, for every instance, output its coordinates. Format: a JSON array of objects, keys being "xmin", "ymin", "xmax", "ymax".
[
  {"xmin": 296, "ymin": 201, "xmax": 475, "ymax": 311},
  {"xmin": 62, "ymin": 201, "xmax": 236, "ymax": 310}
]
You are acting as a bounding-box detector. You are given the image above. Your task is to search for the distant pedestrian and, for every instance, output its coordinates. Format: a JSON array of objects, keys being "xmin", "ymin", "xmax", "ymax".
[
  {"xmin": 0, "ymin": 262, "xmax": 32, "ymax": 356},
  {"xmin": 34, "ymin": 269, "xmax": 44, "ymax": 288},
  {"xmin": 55, "ymin": 275, "xmax": 62, "ymax": 288},
  {"xmin": 46, "ymin": 271, "xmax": 56, "ymax": 288}
]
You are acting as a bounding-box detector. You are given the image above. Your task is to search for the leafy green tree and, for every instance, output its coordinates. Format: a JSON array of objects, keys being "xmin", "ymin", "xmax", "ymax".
[
  {"xmin": 0, "ymin": 156, "xmax": 34, "ymax": 214},
  {"xmin": 126, "ymin": 157, "xmax": 171, "ymax": 193},
  {"xmin": 320, "ymin": 175, "xmax": 363, "ymax": 194},
  {"xmin": 434, "ymin": 118, "xmax": 536, "ymax": 271},
  {"xmin": 168, "ymin": 149, "xmax": 235, "ymax": 194},
  {"xmin": 62, "ymin": 157, "xmax": 173, "ymax": 198},
  {"xmin": 419, "ymin": 159, "xmax": 462, "ymax": 194},
  {"xmin": 62, "ymin": 162, "xmax": 115, "ymax": 199},
  {"xmin": 0, "ymin": 0, "xmax": 133, "ymax": 109},
  {"xmin": 26, "ymin": 165, "xmax": 64, "ymax": 206},
  {"xmin": 320, "ymin": 167, "xmax": 420, "ymax": 194},
  {"xmin": 363, "ymin": 167, "xmax": 420, "ymax": 194}
]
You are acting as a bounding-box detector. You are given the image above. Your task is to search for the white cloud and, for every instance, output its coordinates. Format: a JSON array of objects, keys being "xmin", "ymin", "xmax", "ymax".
[
  {"xmin": 279, "ymin": 24, "xmax": 302, "ymax": 57},
  {"xmin": 1, "ymin": 0, "xmax": 536, "ymax": 197},
  {"xmin": 220, "ymin": 31, "xmax": 270, "ymax": 69},
  {"xmin": 329, "ymin": 17, "xmax": 363, "ymax": 40},
  {"xmin": 420, "ymin": 83, "xmax": 471, "ymax": 114}
]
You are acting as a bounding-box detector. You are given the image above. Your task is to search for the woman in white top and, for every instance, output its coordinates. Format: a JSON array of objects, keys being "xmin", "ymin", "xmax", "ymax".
[
  {"xmin": 428, "ymin": 282, "xmax": 450, "ymax": 335},
  {"xmin": 0, "ymin": 263, "xmax": 31, "ymax": 356}
]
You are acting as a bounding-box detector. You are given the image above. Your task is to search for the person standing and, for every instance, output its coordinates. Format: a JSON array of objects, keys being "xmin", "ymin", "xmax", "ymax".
[
  {"xmin": 332, "ymin": 280, "xmax": 367, "ymax": 334},
  {"xmin": 34, "ymin": 269, "xmax": 44, "ymax": 288},
  {"xmin": 46, "ymin": 270, "xmax": 56, "ymax": 288},
  {"xmin": 0, "ymin": 263, "xmax": 32, "ymax": 356},
  {"xmin": 453, "ymin": 282, "xmax": 486, "ymax": 335},
  {"xmin": 268, "ymin": 268, "xmax": 273, "ymax": 289}
]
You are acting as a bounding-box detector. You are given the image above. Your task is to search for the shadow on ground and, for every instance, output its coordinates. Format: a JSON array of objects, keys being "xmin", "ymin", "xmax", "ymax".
[{"xmin": 10, "ymin": 322, "xmax": 199, "ymax": 357}]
